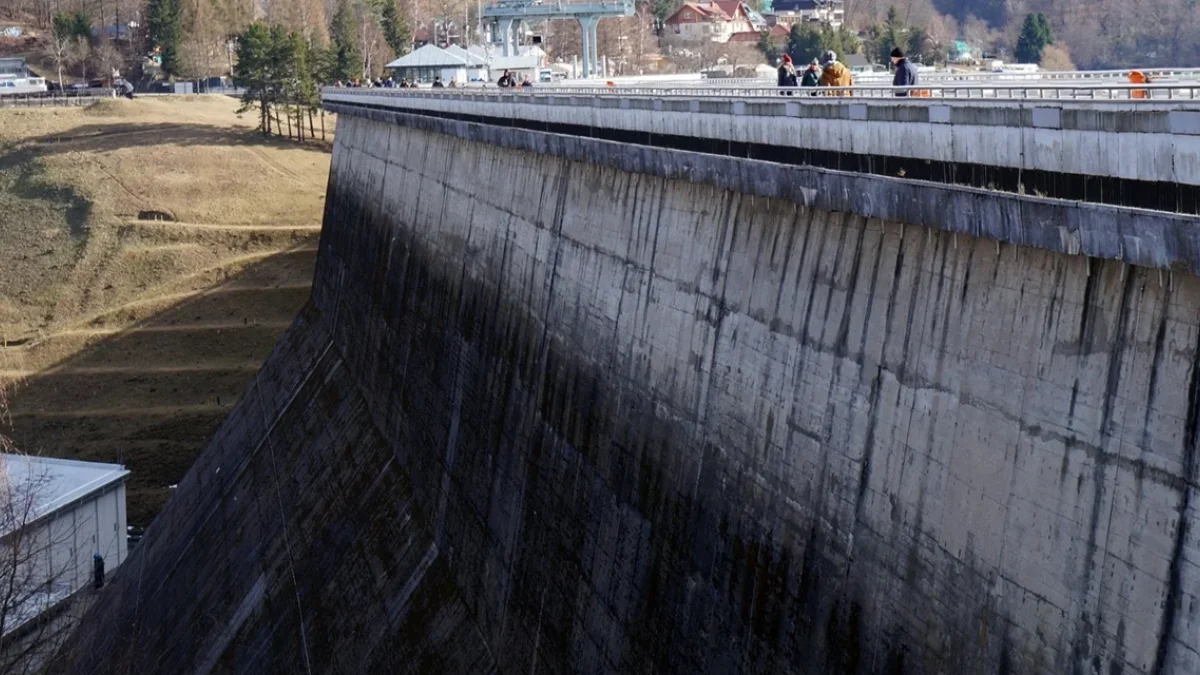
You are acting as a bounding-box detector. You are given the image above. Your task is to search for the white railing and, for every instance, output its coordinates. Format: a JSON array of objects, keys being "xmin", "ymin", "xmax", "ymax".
[
  {"xmin": 326, "ymin": 82, "xmax": 1200, "ymax": 102},
  {"xmin": 560, "ymin": 67, "xmax": 1200, "ymax": 88}
]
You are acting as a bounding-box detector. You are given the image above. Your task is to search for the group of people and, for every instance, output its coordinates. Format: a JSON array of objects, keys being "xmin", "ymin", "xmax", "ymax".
[
  {"xmin": 333, "ymin": 76, "xmax": 460, "ymax": 89},
  {"xmin": 495, "ymin": 70, "xmax": 535, "ymax": 88},
  {"xmin": 777, "ymin": 47, "xmax": 919, "ymax": 95}
]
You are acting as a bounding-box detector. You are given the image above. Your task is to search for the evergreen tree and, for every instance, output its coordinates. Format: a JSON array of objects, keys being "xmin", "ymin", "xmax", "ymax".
[
  {"xmin": 330, "ymin": 0, "xmax": 361, "ymax": 82},
  {"xmin": 71, "ymin": 12, "xmax": 91, "ymax": 40},
  {"xmin": 651, "ymin": 0, "xmax": 676, "ymax": 24},
  {"xmin": 787, "ymin": 22, "xmax": 860, "ymax": 65},
  {"xmin": 53, "ymin": 11, "xmax": 91, "ymax": 41},
  {"xmin": 147, "ymin": 0, "xmax": 183, "ymax": 75},
  {"xmin": 786, "ymin": 23, "xmax": 823, "ymax": 64},
  {"xmin": 380, "ymin": 0, "xmax": 411, "ymax": 58},
  {"xmin": 1015, "ymin": 13, "xmax": 1053, "ymax": 64},
  {"xmin": 757, "ymin": 30, "xmax": 781, "ymax": 64},
  {"xmin": 866, "ymin": 5, "xmax": 910, "ymax": 64},
  {"xmin": 235, "ymin": 22, "xmax": 275, "ymax": 134}
]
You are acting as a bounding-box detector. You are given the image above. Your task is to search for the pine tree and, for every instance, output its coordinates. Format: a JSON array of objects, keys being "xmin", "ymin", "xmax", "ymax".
[
  {"xmin": 786, "ymin": 23, "xmax": 823, "ymax": 64},
  {"xmin": 1015, "ymin": 13, "xmax": 1053, "ymax": 64},
  {"xmin": 787, "ymin": 22, "xmax": 860, "ymax": 65},
  {"xmin": 53, "ymin": 12, "xmax": 91, "ymax": 41},
  {"xmin": 330, "ymin": 0, "xmax": 361, "ymax": 82},
  {"xmin": 380, "ymin": 0, "xmax": 411, "ymax": 59},
  {"xmin": 869, "ymin": 5, "xmax": 909, "ymax": 64},
  {"xmin": 147, "ymin": 0, "xmax": 183, "ymax": 75},
  {"xmin": 235, "ymin": 22, "xmax": 275, "ymax": 134}
]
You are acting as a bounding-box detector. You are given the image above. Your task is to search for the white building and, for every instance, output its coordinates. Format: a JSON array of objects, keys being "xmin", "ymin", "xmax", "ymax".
[
  {"xmin": 385, "ymin": 44, "xmax": 470, "ymax": 85},
  {"xmin": 444, "ymin": 44, "xmax": 489, "ymax": 82},
  {"xmin": 0, "ymin": 455, "xmax": 129, "ymax": 637},
  {"xmin": 663, "ymin": 1, "xmax": 757, "ymax": 43},
  {"xmin": 770, "ymin": 0, "xmax": 844, "ymax": 28},
  {"xmin": 488, "ymin": 54, "xmax": 544, "ymax": 82}
]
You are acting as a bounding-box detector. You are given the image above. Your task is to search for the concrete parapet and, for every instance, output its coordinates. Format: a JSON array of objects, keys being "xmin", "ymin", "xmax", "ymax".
[
  {"xmin": 325, "ymin": 90, "xmax": 1200, "ymax": 187},
  {"xmin": 326, "ymin": 100, "xmax": 1200, "ymax": 278}
]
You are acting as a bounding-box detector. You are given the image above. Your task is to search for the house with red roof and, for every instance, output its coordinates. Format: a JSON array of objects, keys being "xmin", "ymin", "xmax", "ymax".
[
  {"xmin": 728, "ymin": 23, "xmax": 789, "ymax": 45},
  {"xmin": 663, "ymin": 1, "xmax": 759, "ymax": 42}
]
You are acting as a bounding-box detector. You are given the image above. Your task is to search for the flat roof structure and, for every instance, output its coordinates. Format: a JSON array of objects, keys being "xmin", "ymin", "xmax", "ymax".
[
  {"xmin": 0, "ymin": 454, "xmax": 130, "ymax": 536},
  {"xmin": 385, "ymin": 44, "xmax": 468, "ymax": 69}
]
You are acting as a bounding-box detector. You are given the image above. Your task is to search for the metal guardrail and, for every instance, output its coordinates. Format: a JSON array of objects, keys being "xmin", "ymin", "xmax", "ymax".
[
  {"xmin": 0, "ymin": 89, "xmax": 117, "ymax": 107},
  {"xmin": 583, "ymin": 67, "xmax": 1200, "ymax": 88},
  {"xmin": 326, "ymin": 82, "xmax": 1200, "ymax": 102}
]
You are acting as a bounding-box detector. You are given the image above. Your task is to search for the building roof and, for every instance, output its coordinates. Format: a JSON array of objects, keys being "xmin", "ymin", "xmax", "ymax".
[
  {"xmin": 0, "ymin": 454, "xmax": 129, "ymax": 536},
  {"xmin": 385, "ymin": 44, "xmax": 467, "ymax": 69},
  {"xmin": 489, "ymin": 54, "xmax": 542, "ymax": 71},
  {"xmin": 844, "ymin": 54, "xmax": 872, "ymax": 67},
  {"xmin": 727, "ymin": 31, "xmax": 762, "ymax": 42},
  {"xmin": 665, "ymin": 1, "xmax": 751, "ymax": 23},
  {"xmin": 445, "ymin": 44, "xmax": 487, "ymax": 66},
  {"xmin": 0, "ymin": 57, "xmax": 26, "ymax": 77},
  {"xmin": 772, "ymin": 0, "xmax": 841, "ymax": 11}
]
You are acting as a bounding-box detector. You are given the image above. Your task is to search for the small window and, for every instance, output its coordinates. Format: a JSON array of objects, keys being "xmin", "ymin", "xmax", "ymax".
[{"xmin": 683, "ymin": 10, "xmax": 692, "ymax": 18}]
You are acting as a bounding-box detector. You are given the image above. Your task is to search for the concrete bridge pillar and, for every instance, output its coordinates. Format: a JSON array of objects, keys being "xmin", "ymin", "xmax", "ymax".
[
  {"xmin": 578, "ymin": 16, "xmax": 599, "ymax": 79},
  {"xmin": 499, "ymin": 18, "xmax": 515, "ymax": 57}
]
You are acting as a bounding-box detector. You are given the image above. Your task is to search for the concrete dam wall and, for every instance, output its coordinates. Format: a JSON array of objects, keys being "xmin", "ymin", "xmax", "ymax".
[{"xmin": 59, "ymin": 104, "xmax": 1200, "ymax": 675}]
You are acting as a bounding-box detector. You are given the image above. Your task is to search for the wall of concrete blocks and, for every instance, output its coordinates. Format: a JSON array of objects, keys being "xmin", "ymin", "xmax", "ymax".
[
  {"xmin": 327, "ymin": 90, "xmax": 1200, "ymax": 186},
  {"xmin": 59, "ymin": 106, "xmax": 1200, "ymax": 675}
]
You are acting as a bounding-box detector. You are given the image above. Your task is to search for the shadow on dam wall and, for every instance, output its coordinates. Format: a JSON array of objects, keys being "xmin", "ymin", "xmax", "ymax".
[{"xmin": 55, "ymin": 114, "xmax": 1200, "ymax": 674}]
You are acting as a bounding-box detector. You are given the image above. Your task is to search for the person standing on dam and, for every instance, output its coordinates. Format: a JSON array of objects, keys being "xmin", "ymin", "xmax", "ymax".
[
  {"xmin": 891, "ymin": 47, "xmax": 919, "ymax": 96},
  {"xmin": 818, "ymin": 51, "xmax": 853, "ymax": 95},
  {"xmin": 777, "ymin": 54, "xmax": 798, "ymax": 95},
  {"xmin": 801, "ymin": 58, "xmax": 822, "ymax": 93}
]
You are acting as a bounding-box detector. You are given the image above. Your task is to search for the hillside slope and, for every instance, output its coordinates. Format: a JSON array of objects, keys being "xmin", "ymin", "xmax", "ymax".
[{"xmin": 0, "ymin": 97, "xmax": 331, "ymax": 526}]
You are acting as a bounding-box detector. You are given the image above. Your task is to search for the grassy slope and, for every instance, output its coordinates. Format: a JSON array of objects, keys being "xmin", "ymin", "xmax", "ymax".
[{"xmin": 0, "ymin": 97, "xmax": 332, "ymax": 526}]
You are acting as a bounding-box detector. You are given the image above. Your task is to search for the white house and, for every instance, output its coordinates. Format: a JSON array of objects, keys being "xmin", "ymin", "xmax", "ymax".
[
  {"xmin": 385, "ymin": 44, "xmax": 469, "ymax": 85},
  {"xmin": 0, "ymin": 454, "xmax": 129, "ymax": 637},
  {"xmin": 770, "ymin": 0, "xmax": 844, "ymax": 28},
  {"xmin": 444, "ymin": 44, "xmax": 489, "ymax": 82},
  {"xmin": 488, "ymin": 54, "xmax": 544, "ymax": 83},
  {"xmin": 663, "ymin": 1, "xmax": 757, "ymax": 43}
]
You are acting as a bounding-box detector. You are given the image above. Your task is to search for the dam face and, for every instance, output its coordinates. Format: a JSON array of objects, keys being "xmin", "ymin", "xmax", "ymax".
[{"xmin": 59, "ymin": 95, "xmax": 1200, "ymax": 675}]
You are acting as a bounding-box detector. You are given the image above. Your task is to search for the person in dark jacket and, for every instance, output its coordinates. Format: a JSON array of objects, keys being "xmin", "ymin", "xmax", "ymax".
[
  {"xmin": 497, "ymin": 70, "xmax": 515, "ymax": 88},
  {"xmin": 432, "ymin": 76, "xmax": 445, "ymax": 88},
  {"xmin": 891, "ymin": 47, "xmax": 918, "ymax": 96},
  {"xmin": 777, "ymin": 54, "xmax": 798, "ymax": 94},
  {"xmin": 800, "ymin": 58, "xmax": 821, "ymax": 91}
]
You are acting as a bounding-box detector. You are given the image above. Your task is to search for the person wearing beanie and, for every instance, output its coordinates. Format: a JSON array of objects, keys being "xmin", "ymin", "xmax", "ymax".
[
  {"xmin": 801, "ymin": 57, "xmax": 821, "ymax": 89},
  {"xmin": 777, "ymin": 53, "xmax": 798, "ymax": 92},
  {"xmin": 891, "ymin": 46, "xmax": 919, "ymax": 96},
  {"xmin": 818, "ymin": 50, "xmax": 853, "ymax": 94}
]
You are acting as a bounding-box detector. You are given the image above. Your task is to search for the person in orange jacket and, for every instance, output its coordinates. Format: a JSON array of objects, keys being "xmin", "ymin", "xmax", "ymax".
[{"xmin": 817, "ymin": 50, "xmax": 853, "ymax": 95}]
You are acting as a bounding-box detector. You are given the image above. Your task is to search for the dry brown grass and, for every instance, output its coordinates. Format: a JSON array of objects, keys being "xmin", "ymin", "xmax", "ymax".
[{"xmin": 0, "ymin": 96, "xmax": 333, "ymax": 525}]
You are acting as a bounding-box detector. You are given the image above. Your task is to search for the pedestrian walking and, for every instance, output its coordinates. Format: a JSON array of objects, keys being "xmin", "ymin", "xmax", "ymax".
[{"xmin": 890, "ymin": 47, "xmax": 918, "ymax": 96}]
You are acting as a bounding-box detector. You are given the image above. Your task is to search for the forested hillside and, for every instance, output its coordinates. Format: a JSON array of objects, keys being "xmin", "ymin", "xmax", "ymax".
[{"xmin": 847, "ymin": 0, "xmax": 1200, "ymax": 68}]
